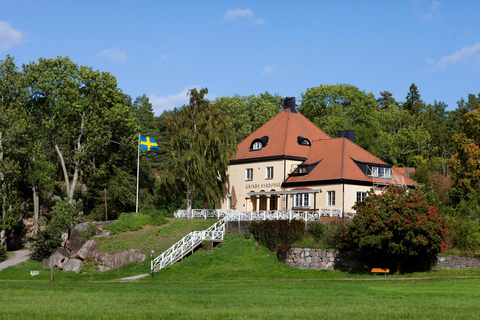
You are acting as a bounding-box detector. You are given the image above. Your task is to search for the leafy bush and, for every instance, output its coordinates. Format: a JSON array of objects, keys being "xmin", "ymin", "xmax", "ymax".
[
  {"xmin": 250, "ymin": 220, "xmax": 305, "ymax": 259},
  {"xmin": 452, "ymin": 218, "xmax": 480, "ymax": 255},
  {"xmin": 106, "ymin": 212, "xmax": 167, "ymax": 235},
  {"xmin": 29, "ymin": 227, "xmax": 62, "ymax": 262},
  {"xmin": 0, "ymin": 245, "xmax": 7, "ymax": 262},
  {"xmin": 50, "ymin": 200, "xmax": 81, "ymax": 232},
  {"xmin": 339, "ymin": 186, "xmax": 449, "ymax": 273},
  {"xmin": 307, "ymin": 221, "xmax": 326, "ymax": 241}
]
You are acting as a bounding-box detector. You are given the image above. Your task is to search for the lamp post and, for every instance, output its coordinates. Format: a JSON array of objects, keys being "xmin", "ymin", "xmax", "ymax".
[{"xmin": 150, "ymin": 250, "xmax": 155, "ymax": 278}]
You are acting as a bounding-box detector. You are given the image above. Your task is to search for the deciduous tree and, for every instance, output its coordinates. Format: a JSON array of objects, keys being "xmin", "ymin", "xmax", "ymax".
[{"xmin": 165, "ymin": 88, "xmax": 236, "ymax": 219}]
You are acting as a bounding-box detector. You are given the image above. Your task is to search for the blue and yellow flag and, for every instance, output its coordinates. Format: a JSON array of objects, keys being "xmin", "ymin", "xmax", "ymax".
[{"xmin": 140, "ymin": 135, "xmax": 159, "ymax": 152}]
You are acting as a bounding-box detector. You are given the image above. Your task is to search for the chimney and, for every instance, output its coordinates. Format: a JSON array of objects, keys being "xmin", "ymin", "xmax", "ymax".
[
  {"xmin": 338, "ymin": 130, "xmax": 355, "ymax": 143},
  {"xmin": 283, "ymin": 97, "xmax": 296, "ymax": 113}
]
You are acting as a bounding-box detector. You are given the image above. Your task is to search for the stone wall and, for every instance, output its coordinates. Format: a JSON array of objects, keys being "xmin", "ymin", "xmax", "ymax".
[
  {"xmin": 434, "ymin": 255, "xmax": 480, "ymax": 269},
  {"xmin": 285, "ymin": 248, "xmax": 480, "ymax": 271},
  {"xmin": 284, "ymin": 248, "xmax": 366, "ymax": 270}
]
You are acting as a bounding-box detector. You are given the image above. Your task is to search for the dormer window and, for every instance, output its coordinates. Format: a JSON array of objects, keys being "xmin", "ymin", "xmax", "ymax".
[
  {"xmin": 252, "ymin": 141, "xmax": 262, "ymax": 150},
  {"xmin": 297, "ymin": 136, "xmax": 311, "ymax": 146},
  {"xmin": 367, "ymin": 166, "xmax": 391, "ymax": 179},
  {"xmin": 298, "ymin": 166, "xmax": 308, "ymax": 174},
  {"xmin": 250, "ymin": 136, "xmax": 269, "ymax": 151}
]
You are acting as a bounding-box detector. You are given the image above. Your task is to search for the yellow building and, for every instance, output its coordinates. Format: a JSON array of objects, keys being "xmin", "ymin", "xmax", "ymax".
[{"xmin": 218, "ymin": 97, "xmax": 416, "ymax": 219}]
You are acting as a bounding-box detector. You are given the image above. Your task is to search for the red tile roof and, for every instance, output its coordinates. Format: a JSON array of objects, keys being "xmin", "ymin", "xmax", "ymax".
[
  {"xmin": 285, "ymin": 138, "xmax": 417, "ymax": 187},
  {"xmin": 231, "ymin": 108, "xmax": 331, "ymax": 162}
]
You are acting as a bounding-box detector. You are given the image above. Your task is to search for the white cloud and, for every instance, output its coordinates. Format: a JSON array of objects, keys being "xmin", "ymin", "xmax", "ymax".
[
  {"xmin": 149, "ymin": 86, "xmax": 216, "ymax": 116},
  {"xmin": 98, "ymin": 49, "xmax": 128, "ymax": 63},
  {"xmin": 224, "ymin": 8, "xmax": 254, "ymax": 20},
  {"xmin": 160, "ymin": 54, "xmax": 170, "ymax": 62},
  {"xmin": 261, "ymin": 65, "xmax": 274, "ymax": 77},
  {"xmin": 0, "ymin": 21, "xmax": 25, "ymax": 51},
  {"xmin": 436, "ymin": 43, "xmax": 480, "ymax": 69},
  {"xmin": 421, "ymin": 0, "xmax": 441, "ymax": 21},
  {"xmin": 223, "ymin": 8, "xmax": 264, "ymax": 26}
]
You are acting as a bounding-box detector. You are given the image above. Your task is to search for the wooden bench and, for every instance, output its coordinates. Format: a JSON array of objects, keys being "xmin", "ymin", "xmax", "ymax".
[{"xmin": 371, "ymin": 268, "xmax": 389, "ymax": 276}]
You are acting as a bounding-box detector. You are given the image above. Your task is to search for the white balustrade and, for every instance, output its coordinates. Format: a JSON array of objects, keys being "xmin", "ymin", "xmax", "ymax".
[{"xmin": 173, "ymin": 208, "xmax": 343, "ymax": 221}]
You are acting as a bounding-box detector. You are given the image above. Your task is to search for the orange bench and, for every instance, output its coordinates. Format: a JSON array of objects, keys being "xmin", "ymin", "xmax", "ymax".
[{"xmin": 371, "ymin": 268, "xmax": 389, "ymax": 276}]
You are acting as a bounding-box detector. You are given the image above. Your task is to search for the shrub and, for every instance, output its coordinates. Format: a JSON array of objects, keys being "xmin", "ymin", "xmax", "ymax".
[
  {"xmin": 307, "ymin": 221, "xmax": 326, "ymax": 241},
  {"xmin": 339, "ymin": 186, "xmax": 449, "ymax": 273},
  {"xmin": 452, "ymin": 218, "xmax": 480, "ymax": 255},
  {"xmin": 29, "ymin": 227, "xmax": 62, "ymax": 262},
  {"xmin": 106, "ymin": 212, "xmax": 167, "ymax": 235},
  {"xmin": 250, "ymin": 220, "xmax": 305, "ymax": 257},
  {"xmin": 0, "ymin": 245, "xmax": 7, "ymax": 262}
]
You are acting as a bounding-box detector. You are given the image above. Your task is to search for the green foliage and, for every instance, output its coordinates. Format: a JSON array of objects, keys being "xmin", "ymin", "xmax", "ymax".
[
  {"xmin": 340, "ymin": 186, "xmax": 449, "ymax": 273},
  {"xmin": 250, "ymin": 220, "xmax": 305, "ymax": 257},
  {"xmin": 299, "ymin": 84, "xmax": 381, "ymax": 152},
  {"xmin": 105, "ymin": 212, "xmax": 167, "ymax": 235},
  {"xmin": 0, "ymin": 245, "xmax": 6, "ymax": 262},
  {"xmin": 50, "ymin": 200, "xmax": 81, "ymax": 232},
  {"xmin": 451, "ymin": 218, "xmax": 480, "ymax": 255},
  {"xmin": 214, "ymin": 92, "xmax": 283, "ymax": 143},
  {"xmin": 164, "ymin": 88, "xmax": 237, "ymax": 216},
  {"xmin": 307, "ymin": 221, "xmax": 326, "ymax": 241},
  {"xmin": 29, "ymin": 227, "xmax": 62, "ymax": 261}
]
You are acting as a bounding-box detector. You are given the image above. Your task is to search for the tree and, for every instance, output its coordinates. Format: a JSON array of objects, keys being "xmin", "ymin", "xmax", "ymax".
[
  {"xmin": 403, "ymin": 83, "xmax": 422, "ymax": 115},
  {"xmin": 23, "ymin": 56, "xmax": 138, "ymax": 206},
  {"xmin": 165, "ymin": 88, "xmax": 236, "ymax": 219},
  {"xmin": 371, "ymin": 105, "xmax": 431, "ymax": 166},
  {"xmin": 0, "ymin": 55, "xmax": 25, "ymax": 246},
  {"xmin": 377, "ymin": 91, "xmax": 398, "ymax": 108},
  {"xmin": 214, "ymin": 92, "xmax": 283, "ymax": 143},
  {"xmin": 298, "ymin": 84, "xmax": 381, "ymax": 152},
  {"xmin": 339, "ymin": 186, "xmax": 448, "ymax": 273},
  {"xmin": 448, "ymin": 107, "xmax": 480, "ymax": 204}
]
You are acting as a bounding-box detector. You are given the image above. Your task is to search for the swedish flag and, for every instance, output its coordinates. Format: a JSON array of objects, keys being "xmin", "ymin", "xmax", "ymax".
[{"xmin": 140, "ymin": 135, "xmax": 159, "ymax": 152}]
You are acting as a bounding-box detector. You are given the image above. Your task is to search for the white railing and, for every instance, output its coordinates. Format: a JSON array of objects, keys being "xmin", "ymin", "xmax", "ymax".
[
  {"xmin": 173, "ymin": 208, "xmax": 343, "ymax": 221},
  {"xmin": 151, "ymin": 218, "xmax": 226, "ymax": 272}
]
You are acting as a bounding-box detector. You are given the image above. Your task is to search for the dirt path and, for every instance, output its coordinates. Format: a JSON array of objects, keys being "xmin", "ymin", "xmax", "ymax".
[{"xmin": 0, "ymin": 250, "xmax": 32, "ymax": 271}]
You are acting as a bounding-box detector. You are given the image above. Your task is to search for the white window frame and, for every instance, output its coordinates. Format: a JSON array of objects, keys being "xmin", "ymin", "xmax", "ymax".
[
  {"xmin": 252, "ymin": 141, "xmax": 262, "ymax": 150},
  {"xmin": 367, "ymin": 166, "xmax": 378, "ymax": 177},
  {"xmin": 246, "ymin": 168, "xmax": 253, "ymax": 181},
  {"xmin": 266, "ymin": 166, "xmax": 273, "ymax": 180},
  {"xmin": 293, "ymin": 193, "xmax": 310, "ymax": 208},
  {"xmin": 356, "ymin": 192, "xmax": 367, "ymax": 203},
  {"xmin": 379, "ymin": 167, "xmax": 391, "ymax": 179},
  {"xmin": 327, "ymin": 191, "xmax": 335, "ymax": 206}
]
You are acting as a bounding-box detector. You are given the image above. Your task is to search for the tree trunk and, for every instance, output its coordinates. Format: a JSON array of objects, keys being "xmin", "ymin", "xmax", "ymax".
[
  {"xmin": 395, "ymin": 261, "xmax": 402, "ymax": 273},
  {"xmin": 186, "ymin": 186, "xmax": 193, "ymax": 220},
  {"xmin": 33, "ymin": 184, "xmax": 39, "ymax": 235}
]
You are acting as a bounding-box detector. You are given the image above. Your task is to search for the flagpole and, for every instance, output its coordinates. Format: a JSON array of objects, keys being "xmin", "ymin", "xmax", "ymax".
[{"xmin": 136, "ymin": 134, "xmax": 140, "ymax": 213}]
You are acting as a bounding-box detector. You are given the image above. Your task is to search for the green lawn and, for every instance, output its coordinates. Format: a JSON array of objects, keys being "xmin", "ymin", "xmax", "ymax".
[
  {"xmin": 2, "ymin": 223, "xmax": 480, "ymax": 319},
  {"xmin": 1, "ymin": 278, "xmax": 479, "ymax": 319}
]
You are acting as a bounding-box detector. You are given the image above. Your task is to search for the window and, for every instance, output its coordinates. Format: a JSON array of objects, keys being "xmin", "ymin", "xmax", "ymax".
[
  {"xmin": 367, "ymin": 166, "xmax": 391, "ymax": 179},
  {"xmin": 379, "ymin": 167, "xmax": 391, "ymax": 178},
  {"xmin": 367, "ymin": 166, "xmax": 378, "ymax": 177},
  {"xmin": 298, "ymin": 166, "xmax": 308, "ymax": 174},
  {"xmin": 356, "ymin": 192, "xmax": 367, "ymax": 203},
  {"xmin": 252, "ymin": 141, "xmax": 262, "ymax": 150},
  {"xmin": 301, "ymin": 139, "xmax": 310, "ymax": 145},
  {"xmin": 294, "ymin": 193, "xmax": 310, "ymax": 208},
  {"xmin": 327, "ymin": 191, "xmax": 335, "ymax": 206},
  {"xmin": 246, "ymin": 168, "xmax": 253, "ymax": 181},
  {"xmin": 266, "ymin": 167, "xmax": 273, "ymax": 179}
]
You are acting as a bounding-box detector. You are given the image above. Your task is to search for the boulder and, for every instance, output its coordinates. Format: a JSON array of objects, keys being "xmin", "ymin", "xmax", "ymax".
[
  {"xmin": 96, "ymin": 249, "xmax": 146, "ymax": 269},
  {"xmin": 97, "ymin": 265, "xmax": 111, "ymax": 272},
  {"xmin": 63, "ymin": 259, "xmax": 84, "ymax": 274},
  {"xmin": 66, "ymin": 221, "xmax": 113, "ymax": 255},
  {"xmin": 76, "ymin": 240, "xmax": 100, "ymax": 261},
  {"xmin": 43, "ymin": 247, "xmax": 70, "ymax": 269}
]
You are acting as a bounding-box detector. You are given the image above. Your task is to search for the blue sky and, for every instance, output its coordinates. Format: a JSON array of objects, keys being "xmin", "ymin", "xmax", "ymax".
[{"xmin": 1, "ymin": 0, "xmax": 480, "ymax": 115}]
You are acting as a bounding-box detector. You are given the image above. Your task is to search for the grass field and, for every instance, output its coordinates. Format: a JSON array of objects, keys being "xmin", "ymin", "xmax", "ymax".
[
  {"xmin": 2, "ymin": 278, "xmax": 480, "ymax": 319},
  {"xmin": 2, "ymin": 221, "xmax": 480, "ymax": 319}
]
